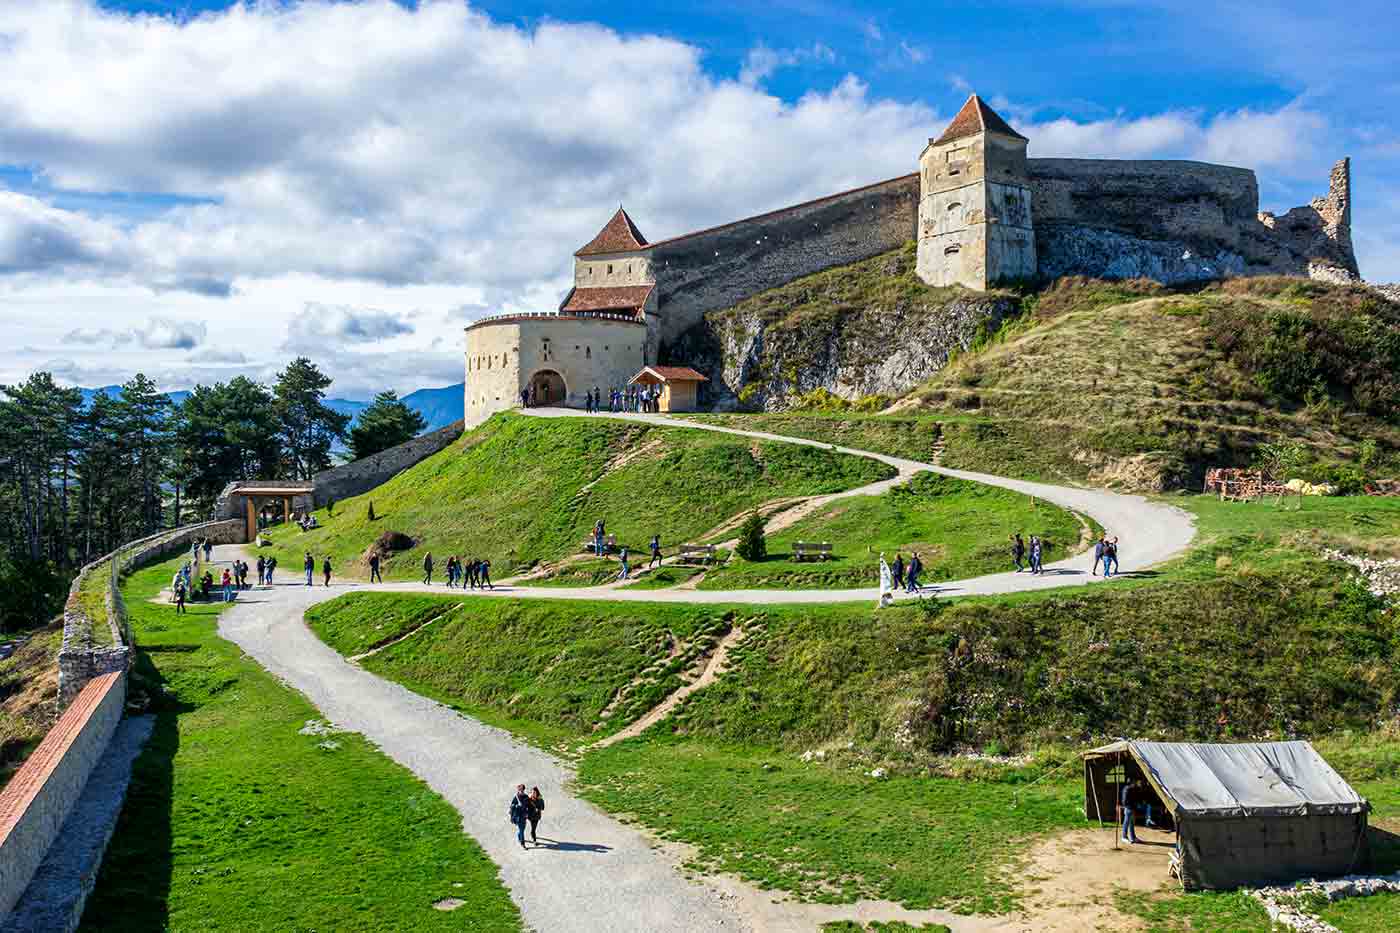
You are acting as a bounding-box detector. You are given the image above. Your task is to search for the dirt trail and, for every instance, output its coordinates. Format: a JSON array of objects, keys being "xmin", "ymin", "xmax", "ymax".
[
  {"xmin": 593, "ymin": 625, "xmax": 746, "ymax": 749},
  {"xmin": 1010, "ymin": 827, "xmax": 1178, "ymax": 932}
]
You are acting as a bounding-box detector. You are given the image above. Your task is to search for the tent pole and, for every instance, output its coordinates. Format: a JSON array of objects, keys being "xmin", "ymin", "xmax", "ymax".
[{"xmin": 1113, "ymin": 751, "xmax": 1121, "ymax": 851}]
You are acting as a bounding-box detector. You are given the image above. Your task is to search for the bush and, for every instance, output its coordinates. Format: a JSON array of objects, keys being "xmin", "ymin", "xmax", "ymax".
[{"xmin": 735, "ymin": 511, "xmax": 767, "ymax": 561}]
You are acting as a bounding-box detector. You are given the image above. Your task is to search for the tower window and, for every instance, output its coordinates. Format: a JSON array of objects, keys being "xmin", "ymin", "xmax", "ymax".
[
  {"xmin": 947, "ymin": 202, "xmax": 961, "ymax": 214},
  {"xmin": 607, "ymin": 264, "xmax": 614, "ymax": 274},
  {"xmin": 586, "ymin": 346, "xmax": 591, "ymax": 359},
  {"xmin": 944, "ymin": 245, "xmax": 961, "ymax": 256}
]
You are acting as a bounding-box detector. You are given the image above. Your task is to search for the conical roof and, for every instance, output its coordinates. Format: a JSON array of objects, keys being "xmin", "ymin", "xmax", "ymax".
[
  {"xmin": 575, "ymin": 207, "xmax": 648, "ymax": 256},
  {"xmin": 932, "ymin": 94, "xmax": 1027, "ymax": 146}
]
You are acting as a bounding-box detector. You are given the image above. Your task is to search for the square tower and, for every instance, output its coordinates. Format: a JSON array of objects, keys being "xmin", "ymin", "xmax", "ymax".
[{"xmin": 916, "ymin": 95, "xmax": 1035, "ymax": 289}]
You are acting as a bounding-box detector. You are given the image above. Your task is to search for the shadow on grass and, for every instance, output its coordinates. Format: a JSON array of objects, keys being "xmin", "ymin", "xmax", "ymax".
[{"xmin": 79, "ymin": 649, "xmax": 185, "ymax": 931}]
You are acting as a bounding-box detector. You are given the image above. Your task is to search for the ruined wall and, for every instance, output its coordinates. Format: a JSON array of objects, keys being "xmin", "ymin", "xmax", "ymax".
[
  {"xmin": 310, "ymin": 420, "xmax": 464, "ymax": 506},
  {"xmin": 1028, "ymin": 157, "xmax": 1359, "ymax": 283},
  {"xmin": 650, "ymin": 174, "xmax": 919, "ymax": 347}
]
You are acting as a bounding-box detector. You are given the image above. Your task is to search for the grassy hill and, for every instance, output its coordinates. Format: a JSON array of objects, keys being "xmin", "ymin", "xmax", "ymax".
[{"xmin": 260, "ymin": 413, "xmax": 894, "ymax": 579}]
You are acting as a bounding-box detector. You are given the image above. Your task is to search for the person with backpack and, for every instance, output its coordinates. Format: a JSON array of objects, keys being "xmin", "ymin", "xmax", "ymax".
[
  {"xmin": 527, "ymin": 787, "xmax": 546, "ymax": 845},
  {"xmin": 303, "ymin": 551, "xmax": 314, "ymax": 586},
  {"xmin": 905, "ymin": 552, "xmax": 923, "ymax": 593},
  {"xmin": 369, "ymin": 552, "xmax": 382, "ymax": 583},
  {"xmin": 509, "ymin": 784, "xmax": 535, "ymax": 849},
  {"xmin": 648, "ymin": 534, "xmax": 662, "ymax": 570},
  {"xmin": 423, "ymin": 552, "xmax": 434, "ymax": 585},
  {"xmin": 1011, "ymin": 533, "xmax": 1026, "ymax": 572},
  {"xmin": 221, "ymin": 567, "xmax": 233, "ymax": 602}
]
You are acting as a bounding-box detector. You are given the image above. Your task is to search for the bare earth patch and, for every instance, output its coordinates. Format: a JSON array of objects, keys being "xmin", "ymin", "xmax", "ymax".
[{"xmin": 1011, "ymin": 826, "xmax": 1178, "ymax": 932}]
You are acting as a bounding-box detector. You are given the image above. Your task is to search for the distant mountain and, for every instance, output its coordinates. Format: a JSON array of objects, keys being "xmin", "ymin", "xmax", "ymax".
[{"xmin": 76, "ymin": 382, "xmax": 465, "ymax": 434}]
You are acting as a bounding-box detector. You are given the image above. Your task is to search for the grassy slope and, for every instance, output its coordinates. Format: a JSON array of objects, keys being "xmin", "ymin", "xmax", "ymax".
[
  {"xmin": 84, "ymin": 556, "xmax": 519, "ymax": 932},
  {"xmin": 0, "ymin": 619, "xmax": 61, "ymax": 789},
  {"xmin": 261, "ymin": 412, "xmax": 892, "ymax": 580},
  {"xmin": 697, "ymin": 472, "xmax": 1086, "ymax": 590}
]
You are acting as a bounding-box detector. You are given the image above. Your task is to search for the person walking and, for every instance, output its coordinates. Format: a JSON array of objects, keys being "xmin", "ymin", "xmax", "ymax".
[
  {"xmin": 593, "ymin": 519, "xmax": 606, "ymax": 557},
  {"xmin": 1120, "ymin": 778, "xmax": 1143, "ymax": 844},
  {"xmin": 445, "ymin": 556, "xmax": 457, "ymax": 589},
  {"xmin": 527, "ymin": 787, "xmax": 545, "ymax": 845},
  {"xmin": 905, "ymin": 552, "xmax": 923, "ymax": 593},
  {"xmin": 1011, "ymin": 533, "xmax": 1026, "ymax": 572},
  {"xmin": 509, "ymin": 784, "xmax": 535, "ymax": 849},
  {"xmin": 891, "ymin": 553, "xmax": 905, "ymax": 591},
  {"xmin": 1092, "ymin": 534, "xmax": 1106, "ymax": 576},
  {"xmin": 1029, "ymin": 535, "xmax": 1043, "ymax": 575},
  {"xmin": 423, "ymin": 552, "xmax": 434, "ymax": 585},
  {"xmin": 322, "ymin": 557, "xmax": 332, "ymax": 587},
  {"xmin": 479, "ymin": 558, "xmax": 493, "ymax": 589},
  {"xmin": 266, "ymin": 556, "xmax": 277, "ymax": 584},
  {"xmin": 174, "ymin": 576, "xmax": 187, "ymax": 614},
  {"xmin": 221, "ymin": 567, "xmax": 233, "ymax": 602},
  {"xmin": 617, "ymin": 546, "xmax": 630, "ymax": 581},
  {"xmin": 257, "ymin": 555, "xmax": 266, "ymax": 586},
  {"xmin": 303, "ymin": 551, "xmax": 314, "ymax": 587},
  {"xmin": 467, "ymin": 557, "xmax": 480, "ymax": 590},
  {"xmin": 203, "ymin": 539, "xmax": 213, "ymax": 562},
  {"xmin": 369, "ymin": 552, "xmax": 382, "ymax": 583},
  {"xmin": 648, "ymin": 534, "xmax": 662, "ymax": 570},
  {"xmin": 1107, "ymin": 536, "xmax": 1120, "ymax": 576}
]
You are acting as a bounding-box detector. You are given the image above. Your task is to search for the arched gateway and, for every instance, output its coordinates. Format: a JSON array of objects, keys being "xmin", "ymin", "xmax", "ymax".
[{"xmin": 529, "ymin": 369, "xmax": 567, "ymax": 405}]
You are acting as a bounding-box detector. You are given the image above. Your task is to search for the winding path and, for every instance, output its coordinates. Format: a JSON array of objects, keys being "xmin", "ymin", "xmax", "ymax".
[{"xmin": 215, "ymin": 409, "xmax": 1197, "ymax": 932}]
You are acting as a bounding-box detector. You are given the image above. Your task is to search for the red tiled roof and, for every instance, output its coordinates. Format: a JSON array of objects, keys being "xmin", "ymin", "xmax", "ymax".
[
  {"xmin": 559, "ymin": 284, "xmax": 653, "ymax": 314},
  {"xmin": 634, "ymin": 365, "xmax": 708, "ymax": 383},
  {"xmin": 932, "ymin": 94, "xmax": 1027, "ymax": 147},
  {"xmin": 575, "ymin": 207, "xmax": 648, "ymax": 256}
]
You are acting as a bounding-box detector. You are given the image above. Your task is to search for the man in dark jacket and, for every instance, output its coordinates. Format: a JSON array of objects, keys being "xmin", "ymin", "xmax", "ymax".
[
  {"xmin": 1011, "ymin": 534, "xmax": 1026, "ymax": 572},
  {"xmin": 1092, "ymin": 535, "xmax": 1107, "ymax": 576},
  {"xmin": 905, "ymin": 552, "xmax": 923, "ymax": 593},
  {"xmin": 303, "ymin": 552, "xmax": 314, "ymax": 587},
  {"xmin": 509, "ymin": 784, "xmax": 535, "ymax": 849},
  {"xmin": 891, "ymin": 553, "xmax": 905, "ymax": 590},
  {"xmin": 1120, "ymin": 778, "xmax": 1143, "ymax": 843},
  {"xmin": 369, "ymin": 552, "xmax": 382, "ymax": 583}
]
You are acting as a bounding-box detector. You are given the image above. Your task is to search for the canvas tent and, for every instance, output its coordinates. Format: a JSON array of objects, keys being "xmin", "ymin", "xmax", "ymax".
[{"xmin": 1083, "ymin": 740, "xmax": 1369, "ymax": 890}]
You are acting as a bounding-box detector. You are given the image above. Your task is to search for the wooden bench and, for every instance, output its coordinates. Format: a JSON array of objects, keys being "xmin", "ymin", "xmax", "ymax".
[
  {"xmin": 678, "ymin": 544, "xmax": 717, "ymax": 565},
  {"xmin": 581, "ymin": 533, "xmax": 618, "ymax": 554},
  {"xmin": 792, "ymin": 541, "xmax": 832, "ymax": 561}
]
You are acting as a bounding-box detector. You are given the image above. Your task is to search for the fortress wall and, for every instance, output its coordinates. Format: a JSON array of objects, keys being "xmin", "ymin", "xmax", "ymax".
[
  {"xmin": 513, "ymin": 317, "xmax": 646, "ymax": 408},
  {"xmin": 465, "ymin": 321, "xmax": 524, "ymax": 427},
  {"xmin": 310, "ymin": 420, "xmax": 465, "ymax": 507},
  {"xmin": 650, "ymin": 174, "xmax": 919, "ymax": 347}
]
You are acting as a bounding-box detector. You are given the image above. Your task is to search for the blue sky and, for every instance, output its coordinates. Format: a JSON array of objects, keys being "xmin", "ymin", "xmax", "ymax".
[{"xmin": 3, "ymin": 0, "xmax": 1397, "ymax": 396}]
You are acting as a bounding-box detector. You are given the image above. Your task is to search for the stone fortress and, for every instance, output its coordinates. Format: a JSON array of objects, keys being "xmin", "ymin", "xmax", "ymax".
[{"xmin": 465, "ymin": 94, "xmax": 1359, "ymax": 426}]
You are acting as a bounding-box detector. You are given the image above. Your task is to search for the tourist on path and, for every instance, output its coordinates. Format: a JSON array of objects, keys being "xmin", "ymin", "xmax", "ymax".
[
  {"xmin": 905, "ymin": 552, "xmax": 923, "ymax": 593},
  {"xmin": 891, "ymin": 553, "xmax": 905, "ymax": 591},
  {"xmin": 1107, "ymin": 536, "xmax": 1120, "ymax": 576},
  {"xmin": 479, "ymin": 558, "xmax": 493, "ymax": 589},
  {"xmin": 878, "ymin": 553, "xmax": 894, "ymax": 608},
  {"xmin": 527, "ymin": 787, "xmax": 545, "ymax": 845},
  {"xmin": 221, "ymin": 568, "xmax": 233, "ymax": 602},
  {"xmin": 303, "ymin": 552, "xmax": 314, "ymax": 587},
  {"xmin": 257, "ymin": 556, "xmax": 266, "ymax": 586},
  {"xmin": 369, "ymin": 553, "xmax": 382, "ymax": 583},
  {"xmin": 593, "ymin": 519, "xmax": 606, "ymax": 557},
  {"xmin": 648, "ymin": 534, "xmax": 662, "ymax": 570},
  {"xmin": 322, "ymin": 557, "xmax": 332, "ymax": 588},
  {"xmin": 446, "ymin": 555, "xmax": 458, "ymax": 589},
  {"xmin": 1092, "ymin": 535, "xmax": 1106, "ymax": 576},
  {"xmin": 203, "ymin": 539, "xmax": 213, "ymax": 562},
  {"xmin": 266, "ymin": 556, "xmax": 277, "ymax": 585},
  {"xmin": 1029, "ymin": 535, "xmax": 1043, "ymax": 575},
  {"xmin": 1011, "ymin": 534, "xmax": 1026, "ymax": 572},
  {"xmin": 423, "ymin": 552, "xmax": 434, "ymax": 585},
  {"xmin": 617, "ymin": 546, "xmax": 630, "ymax": 581},
  {"xmin": 174, "ymin": 577, "xmax": 186, "ymax": 614},
  {"xmin": 509, "ymin": 784, "xmax": 535, "ymax": 849},
  {"xmin": 1120, "ymin": 778, "xmax": 1143, "ymax": 844}
]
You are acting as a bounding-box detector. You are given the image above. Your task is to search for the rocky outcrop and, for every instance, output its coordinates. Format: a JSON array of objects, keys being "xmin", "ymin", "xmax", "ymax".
[{"xmin": 665, "ymin": 247, "xmax": 1016, "ymax": 410}]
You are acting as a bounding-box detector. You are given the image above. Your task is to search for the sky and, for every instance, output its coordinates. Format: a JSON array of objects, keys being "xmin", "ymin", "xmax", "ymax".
[{"xmin": 2, "ymin": 0, "xmax": 1398, "ymax": 398}]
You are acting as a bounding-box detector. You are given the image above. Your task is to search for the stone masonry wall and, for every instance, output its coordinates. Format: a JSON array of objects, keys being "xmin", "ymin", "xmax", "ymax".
[
  {"xmin": 310, "ymin": 420, "xmax": 465, "ymax": 506},
  {"xmin": 651, "ymin": 174, "xmax": 920, "ymax": 348},
  {"xmin": 0, "ymin": 672, "xmax": 125, "ymax": 919}
]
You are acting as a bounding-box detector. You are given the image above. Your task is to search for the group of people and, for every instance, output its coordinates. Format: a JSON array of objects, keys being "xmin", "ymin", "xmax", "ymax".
[
  {"xmin": 303, "ymin": 551, "xmax": 333, "ymax": 587},
  {"xmin": 508, "ymin": 784, "xmax": 547, "ymax": 848},
  {"xmin": 437, "ymin": 554, "xmax": 494, "ymax": 589},
  {"xmin": 584, "ymin": 384, "xmax": 659, "ymax": 414},
  {"xmin": 1009, "ymin": 533, "xmax": 1051, "ymax": 574},
  {"xmin": 255, "ymin": 555, "xmax": 279, "ymax": 585},
  {"xmin": 877, "ymin": 551, "xmax": 925, "ymax": 604},
  {"xmin": 1092, "ymin": 534, "xmax": 1121, "ymax": 577},
  {"xmin": 296, "ymin": 513, "xmax": 320, "ymax": 532}
]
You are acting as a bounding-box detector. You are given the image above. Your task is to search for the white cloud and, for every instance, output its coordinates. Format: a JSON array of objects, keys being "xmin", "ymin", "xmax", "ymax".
[
  {"xmin": 739, "ymin": 42, "xmax": 837, "ymax": 86},
  {"xmin": 284, "ymin": 304, "xmax": 415, "ymax": 350},
  {"xmin": 63, "ymin": 315, "xmax": 206, "ymax": 350}
]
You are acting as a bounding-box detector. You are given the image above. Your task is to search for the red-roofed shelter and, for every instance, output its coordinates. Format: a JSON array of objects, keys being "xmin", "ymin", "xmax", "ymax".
[{"xmin": 628, "ymin": 365, "xmax": 709, "ymax": 412}]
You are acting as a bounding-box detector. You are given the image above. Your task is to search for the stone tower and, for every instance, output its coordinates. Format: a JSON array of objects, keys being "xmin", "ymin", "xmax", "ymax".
[{"xmin": 916, "ymin": 95, "xmax": 1036, "ymax": 289}]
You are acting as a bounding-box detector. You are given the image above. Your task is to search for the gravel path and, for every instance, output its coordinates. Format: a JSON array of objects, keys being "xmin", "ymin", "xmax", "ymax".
[{"xmin": 210, "ymin": 411, "xmax": 1197, "ymax": 931}]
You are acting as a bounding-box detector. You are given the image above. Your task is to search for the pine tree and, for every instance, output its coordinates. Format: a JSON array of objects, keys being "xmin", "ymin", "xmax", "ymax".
[
  {"xmin": 736, "ymin": 510, "xmax": 767, "ymax": 561},
  {"xmin": 273, "ymin": 358, "xmax": 350, "ymax": 480},
  {"xmin": 347, "ymin": 390, "xmax": 427, "ymax": 461}
]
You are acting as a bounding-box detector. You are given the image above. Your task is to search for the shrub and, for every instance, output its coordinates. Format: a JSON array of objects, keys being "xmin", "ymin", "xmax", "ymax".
[{"xmin": 735, "ymin": 511, "xmax": 767, "ymax": 561}]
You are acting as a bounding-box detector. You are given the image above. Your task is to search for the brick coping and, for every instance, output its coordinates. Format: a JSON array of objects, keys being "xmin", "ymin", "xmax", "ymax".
[{"xmin": 0, "ymin": 672, "xmax": 122, "ymax": 847}]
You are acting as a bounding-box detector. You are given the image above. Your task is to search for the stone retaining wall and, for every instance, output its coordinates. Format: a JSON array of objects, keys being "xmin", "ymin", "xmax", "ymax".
[
  {"xmin": 57, "ymin": 520, "xmax": 243, "ymax": 706},
  {"xmin": 0, "ymin": 672, "xmax": 125, "ymax": 920},
  {"xmin": 309, "ymin": 420, "xmax": 465, "ymax": 505}
]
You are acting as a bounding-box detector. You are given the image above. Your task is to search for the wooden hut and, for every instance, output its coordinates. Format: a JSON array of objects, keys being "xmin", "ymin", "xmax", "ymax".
[{"xmin": 629, "ymin": 366, "xmax": 709, "ymax": 413}]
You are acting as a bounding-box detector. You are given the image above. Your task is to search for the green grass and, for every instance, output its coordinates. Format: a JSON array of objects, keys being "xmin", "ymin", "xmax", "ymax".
[
  {"xmin": 74, "ymin": 560, "xmax": 115, "ymax": 646},
  {"xmin": 1320, "ymin": 892, "xmax": 1400, "ymax": 932},
  {"xmin": 261, "ymin": 412, "xmax": 892, "ymax": 581},
  {"xmin": 84, "ymin": 556, "xmax": 520, "ymax": 931},
  {"xmin": 579, "ymin": 736, "xmax": 1079, "ymax": 914},
  {"xmin": 1113, "ymin": 889, "xmax": 1272, "ymax": 933},
  {"xmin": 0, "ymin": 620, "xmax": 61, "ymax": 789},
  {"xmin": 697, "ymin": 472, "xmax": 1087, "ymax": 590},
  {"xmin": 306, "ymin": 594, "xmax": 735, "ymax": 749}
]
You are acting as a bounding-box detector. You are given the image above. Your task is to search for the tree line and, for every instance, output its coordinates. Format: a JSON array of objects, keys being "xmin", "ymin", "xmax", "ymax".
[{"xmin": 0, "ymin": 357, "xmax": 426, "ymax": 631}]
